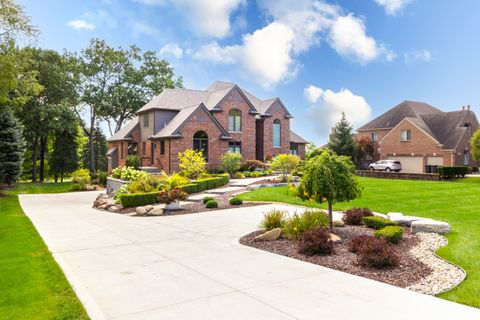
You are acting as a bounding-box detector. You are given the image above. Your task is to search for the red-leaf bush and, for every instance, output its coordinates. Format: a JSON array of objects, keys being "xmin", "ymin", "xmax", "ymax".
[
  {"xmin": 356, "ymin": 236, "xmax": 399, "ymax": 269},
  {"xmin": 239, "ymin": 160, "xmax": 266, "ymax": 172},
  {"xmin": 347, "ymin": 235, "xmax": 374, "ymax": 253},
  {"xmin": 158, "ymin": 188, "xmax": 188, "ymax": 204},
  {"xmin": 297, "ymin": 227, "xmax": 334, "ymax": 256},
  {"xmin": 343, "ymin": 208, "xmax": 373, "ymax": 225}
]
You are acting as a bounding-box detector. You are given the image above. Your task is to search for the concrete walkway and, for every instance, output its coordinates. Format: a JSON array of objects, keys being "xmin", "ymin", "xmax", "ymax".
[{"xmin": 19, "ymin": 192, "xmax": 480, "ymax": 320}]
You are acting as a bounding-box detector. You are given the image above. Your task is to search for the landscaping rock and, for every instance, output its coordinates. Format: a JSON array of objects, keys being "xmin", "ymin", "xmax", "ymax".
[
  {"xmin": 144, "ymin": 205, "xmax": 154, "ymax": 212},
  {"xmin": 329, "ymin": 234, "xmax": 341, "ymax": 242},
  {"xmin": 254, "ymin": 228, "xmax": 282, "ymax": 241},
  {"xmin": 86, "ymin": 185, "xmax": 95, "ymax": 191},
  {"xmin": 149, "ymin": 208, "xmax": 164, "ymax": 216},
  {"xmin": 136, "ymin": 206, "xmax": 148, "ymax": 216},
  {"xmin": 411, "ymin": 220, "xmax": 450, "ymax": 234},
  {"xmin": 108, "ymin": 206, "xmax": 120, "ymax": 212},
  {"xmin": 98, "ymin": 204, "xmax": 108, "ymax": 210},
  {"xmin": 333, "ymin": 220, "xmax": 345, "ymax": 228}
]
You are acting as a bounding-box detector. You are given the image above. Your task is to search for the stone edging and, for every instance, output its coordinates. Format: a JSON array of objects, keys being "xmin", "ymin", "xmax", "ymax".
[{"xmin": 432, "ymin": 247, "xmax": 467, "ymax": 296}]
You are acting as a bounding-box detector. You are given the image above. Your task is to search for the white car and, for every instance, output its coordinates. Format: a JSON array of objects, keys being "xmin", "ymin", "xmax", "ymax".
[{"xmin": 368, "ymin": 160, "xmax": 402, "ymax": 172}]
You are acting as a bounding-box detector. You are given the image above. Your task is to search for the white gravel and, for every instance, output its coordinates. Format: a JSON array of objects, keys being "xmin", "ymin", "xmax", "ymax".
[{"xmin": 407, "ymin": 232, "xmax": 466, "ymax": 295}]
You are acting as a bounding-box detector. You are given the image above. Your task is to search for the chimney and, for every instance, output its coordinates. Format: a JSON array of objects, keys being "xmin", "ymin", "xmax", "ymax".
[
  {"xmin": 462, "ymin": 106, "xmax": 465, "ymax": 111},
  {"xmin": 467, "ymin": 105, "xmax": 471, "ymax": 111}
]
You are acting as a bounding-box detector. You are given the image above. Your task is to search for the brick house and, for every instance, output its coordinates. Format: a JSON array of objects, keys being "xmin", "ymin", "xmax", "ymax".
[
  {"xmin": 106, "ymin": 81, "xmax": 308, "ymax": 173},
  {"xmin": 356, "ymin": 100, "xmax": 479, "ymax": 173}
]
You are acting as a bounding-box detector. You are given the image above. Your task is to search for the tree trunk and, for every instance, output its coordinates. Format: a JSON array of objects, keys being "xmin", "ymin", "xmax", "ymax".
[
  {"xmin": 61, "ymin": 172, "xmax": 64, "ymax": 182},
  {"xmin": 328, "ymin": 201, "xmax": 333, "ymax": 232},
  {"xmin": 32, "ymin": 137, "xmax": 38, "ymax": 182},
  {"xmin": 89, "ymin": 108, "xmax": 95, "ymax": 175},
  {"xmin": 39, "ymin": 137, "xmax": 47, "ymax": 182},
  {"xmin": 54, "ymin": 173, "xmax": 58, "ymax": 183}
]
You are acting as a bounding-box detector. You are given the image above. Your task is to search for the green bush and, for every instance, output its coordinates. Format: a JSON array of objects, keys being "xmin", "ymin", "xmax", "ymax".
[
  {"xmin": 220, "ymin": 152, "xmax": 242, "ymax": 177},
  {"xmin": 363, "ymin": 216, "xmax": 398, "ymax": 230},
  {"xmin": 125, "ymin": 155, "xmax": 141, "ymax": 169},
  {"xmin": 438, "ymin": 166, "xmax": 469, "ymax": 179},
  {"xmin": 229, "ymin": 197, "xmax": 243, "ymax": 205},
  {"xmin": 96, "ymin": 171, "xmax": 108, "ymax": 187},
  {"xmin": 260, "ymin": 209, "xmax": 287, "ymax": 230},
  {"xmin": 202, "ymin": 196, "xmax": 215, "ymax": 204},
  {"xmin": 178, "ymin": 149, "xmax": 206, "ymax": 179},
  {"xmin": 269, "ymin": 154, "xmax": 300, "ymax": 182},
  {"xmin": 111, "ymin": 166, "xmax": 149, "ymax": 181},
  {"xmin": 118, "ymin": 192, "xmax": 158, "ymax": 207},
  {"xmin": 180, "ymin": 183, "xmax": 198, "ymax": 194},
  {"xmin": 240, "ymin": 160, "xmax": 266, "ymax": 172},
  {"xmin": 283, "ymin": 209, "xmax": 328, "ymax": 240},
  {"xmin": 374, "ymin": 226, "xmax": 404, "ymax": 244},
  {"xmin": 71, "ymin": 168, "xmax": 91, "ymax": 189},
  {"xmin": 205, "ymin": 199, "xmax": 218, "ymax": 208}
]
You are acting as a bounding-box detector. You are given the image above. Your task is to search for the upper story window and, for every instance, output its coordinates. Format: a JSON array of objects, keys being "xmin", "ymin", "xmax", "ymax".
[
  {"xmin": 371, "ymin": 131, "xmax": 378, "ymax": 141},
  {"xmin": 290, "ymin": 142, "xmax": 298, "ymax": 155},
  {"xmin": 228, "ymin": 109, "xmax": 242, "ymax": 132},
  {"xmin": 273, "ymin": 119, "xmax": 281, "ymax": 147},
  {"xmin": 143, "ymin": 114, "xmax": 150, "ymax": 127},
  {"xmin": 400, "ymin": 129, "xmax": 411, "ymax": 141}
]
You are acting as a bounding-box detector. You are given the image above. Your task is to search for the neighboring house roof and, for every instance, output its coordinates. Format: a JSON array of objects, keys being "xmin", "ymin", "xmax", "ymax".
[
  {"xmin": 107, "ymin": 117, "xmax": 139, "ymax": 142},
  {"xmin": 290, "ymin": 131, "xmax": 309, "ymax": 144},
  {"xmin": 358, "ymin": 100, "xmax": 479, "ymax": 150}
]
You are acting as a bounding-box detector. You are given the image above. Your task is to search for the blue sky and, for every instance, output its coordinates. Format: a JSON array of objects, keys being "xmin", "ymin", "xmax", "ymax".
[{"xmin": 17, "ymin": 0, "xmax": 480, "ymax": 144}]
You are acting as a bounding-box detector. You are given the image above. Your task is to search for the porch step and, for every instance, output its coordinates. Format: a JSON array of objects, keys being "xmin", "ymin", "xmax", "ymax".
[
  {"xmin": 204, "ymin": 186, "xmax": 245, "ymax": 195},
  {"xmin": 140, "ymin": 167, "xmax": 162, "ymax": 175}
]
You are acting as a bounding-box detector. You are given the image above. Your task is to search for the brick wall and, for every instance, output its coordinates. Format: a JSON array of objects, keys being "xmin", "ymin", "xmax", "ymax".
[
  {"xmin": 262, "ymin": 101, "xmax": 290, "ymax": 160},
  {"xmin": 297, "ymin": 143, "xmax": 306, "ymax": 159},
  {"xmin": 212, "ymin": 87, "xmax": 257, "ymax": 161},
  {"xmin": 356, "ymin": 128, "xmax": 390, "ymax": 161}
]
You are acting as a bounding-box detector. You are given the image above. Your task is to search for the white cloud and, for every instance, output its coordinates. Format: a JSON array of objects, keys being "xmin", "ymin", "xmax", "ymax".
[
  {"xmin": 136, "ymin": 0, "xmax": 244, "ymax": 38},
  {"xmin": 159, "ymin": 43, "xmax": 184, "ymax": 59},
  {"xmin": 306, "ymin": 85, "xmax": 372, "ymax": 138},
  {"xmin": 304, "ymin": 85, "xmax": 324, "ymax": 103},
  {"xmin": 193, "ymin": 42, "xmax": 238, "ymax": 64},
  {"xmin": 374, "ymin": 0, "xmax": 411, "ymax": 15},
  {"xmin": 84, "ymin": 10, "xmax": 117, "ymax": 28},
  {"xmin": 67, "ymin": 19, "xmax": 96, "ymax": 30},
  {"xmin": 404, "ymin": 49, "xmax": 432, "ymax": 64},
  {"xmin": 329, "ymin": 14, "xmax": 395, "ymax": 64},
  {"xmin": 131, "ymin": 20, "xmax": 161, "ymax": 38}
]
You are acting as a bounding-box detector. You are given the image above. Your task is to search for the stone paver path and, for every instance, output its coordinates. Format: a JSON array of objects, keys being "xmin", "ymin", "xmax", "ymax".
[{"xmin": 19, "ymin": 192, "xmax": 480, "ymax": 320}]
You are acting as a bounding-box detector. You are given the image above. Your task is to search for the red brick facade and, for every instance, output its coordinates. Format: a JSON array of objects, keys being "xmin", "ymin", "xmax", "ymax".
[{"xmin": 262, "ymin": 101, "xmax": 291, "ymax": 160}]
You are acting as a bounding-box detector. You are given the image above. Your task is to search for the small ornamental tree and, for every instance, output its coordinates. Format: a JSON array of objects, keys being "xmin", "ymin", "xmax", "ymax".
[
  {"xmin": 269, "ymin": 154, "xmax": 300, "ymax": 182},
  {"xmin": 220, "ymin": 152, "xmax": 242, "ymax": 177},
  {"xmin": 0, "ymin": 107, "xmax": 24, "ymax": 185},
  {"xmin": 299, "ymin": 152, "xmax": 361, "ymax": 232},
  {"xmin": 178, "ymin": 149, "xmax": 206, "ymax": 179},
  {"xmin": 471, "ymin": 129, "xmax": 480, "ymax": 163}
]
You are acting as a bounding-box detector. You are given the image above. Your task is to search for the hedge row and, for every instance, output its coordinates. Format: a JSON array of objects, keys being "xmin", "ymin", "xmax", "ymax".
[
  {"xmin": 179, "ymin": 174, "xmax": 230, "ymax": 194},
  {"xmin": 119, "ymin": 191, "xmax": 158, "ymax": 207},
  {"xmin": 438, "ymin": 166, "xmax": 469, "ymax": 179}
]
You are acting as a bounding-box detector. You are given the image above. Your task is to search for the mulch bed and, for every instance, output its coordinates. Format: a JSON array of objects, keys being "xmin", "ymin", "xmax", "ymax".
[{"xmin": 240, "ymin": 225, "xmax": 432, "ymax": 288}]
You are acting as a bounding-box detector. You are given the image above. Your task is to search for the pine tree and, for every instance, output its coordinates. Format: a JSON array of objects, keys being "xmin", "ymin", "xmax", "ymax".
[
  {"xmin": 0, "ymin": 107, "xmax": 24, "ymax": 185},
  {"xmin": 50, "ymin": 131, "xmax": 79, "ymax": 182},
  {"xmin": 328, "ymin": 112, "xmax": 355, "ymax": 158},
  {"xmin": 82, "ymin": 127, "xmax": 108, "ymax": 172}
]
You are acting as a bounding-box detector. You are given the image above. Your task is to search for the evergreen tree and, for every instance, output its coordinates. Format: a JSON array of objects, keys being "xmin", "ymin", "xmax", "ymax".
[
  {"xmin": 328, "ymin": 112, "xmax": 355, "ymax": 158},
  {"xmin": 0, "ymin": 107, "xmax": 24, "ymax": 185},
  {"xmin": 82, "ymin": 127, "xmax": 108, "ymax": 172}
]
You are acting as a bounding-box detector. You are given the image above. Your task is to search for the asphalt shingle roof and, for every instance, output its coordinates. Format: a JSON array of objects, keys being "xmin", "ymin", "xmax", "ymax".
[
  {"xmin": 290, "ymin": 131, "xmax": 309, "ymax": 144},
  {"xmin": 107, "ymin": 117, "xmax": 139, "ymax": 142}
]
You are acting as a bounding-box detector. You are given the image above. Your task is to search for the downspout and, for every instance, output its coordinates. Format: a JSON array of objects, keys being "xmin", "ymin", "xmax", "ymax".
[{"xmin": 168, "ymin": 139, "xmax": 171, "ymax": 173}]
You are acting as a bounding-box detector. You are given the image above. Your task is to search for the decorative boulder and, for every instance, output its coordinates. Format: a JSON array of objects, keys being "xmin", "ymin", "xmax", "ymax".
[
  {"xmin": 136, "ymin": 206, "xmax": 148, "ymax": 216},
  {"xmin": 108, "ymin": 206, "xmax": 120, "ymax": 212},
  {"xmin": 411, "ymin": 220, "xmax": 450, "ymax": 234},
  {"xmin": 329, "ymin": 234, "xmax": 341, "ymax": 242},
  {"xmin": 388, "ymin": 212, "xmax": 432, "ymax": 227},
  {"xmin": 333, "ymin": 220, "xmax": 345, "ymax": 228},
  {"xmin": 254, "ymin": 228, "xmax": 282, "ymax": 242},
  {"xmin": 144, "ymin": 205, "xmax": 154, "ymax": 212},
  {"xmin": 149, "ymin": 208, "xmax": 164, "ymax": 216}
]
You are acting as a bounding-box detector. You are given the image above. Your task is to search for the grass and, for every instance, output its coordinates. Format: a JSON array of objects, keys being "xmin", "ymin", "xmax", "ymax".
[
  {"xmin": 0, "ymin": 182, "xmax": 89, "ymax": 320},
  {"xmin": 238, "ymin": 177, "xmax": 480, "ymax": 308}
]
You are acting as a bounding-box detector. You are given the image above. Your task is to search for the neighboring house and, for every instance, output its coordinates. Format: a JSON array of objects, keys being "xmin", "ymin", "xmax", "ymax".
[
  {"xmin": 356, "ymin": 100, "xmax": 479, "ymax": 173},
  {"xmin": 107, "ymin": 81, "xmax": 308, "ymax": 173}
]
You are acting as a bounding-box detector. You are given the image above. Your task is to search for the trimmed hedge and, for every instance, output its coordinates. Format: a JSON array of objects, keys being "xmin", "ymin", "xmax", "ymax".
[
  {"xmin": 374, "ymin": 226, "xmax": 404, "ymax": 244},
  {"xmin": 438, "ymin": 166, "xmax": 469, "ymax": 179},
  {"xmin": 119, "ymin": 191, "xmax": 158, "ymax": 207},
  {"xmin": 363, "ymin": 216, "xmax": 398, "ymax": 230},
  {"xmin": 205, "ymin": 200, "xmax": 218, "ymax": 208},
  {"xmin": 229, "ymin": 197, "xmax": 243, "ymax": 205},
  {"xmin": 179, "ymin": 173, "xmax": 230, "ymax": 194},
  {"xmin": 203, "ymin": 196, "xmax": 215, "ymax": 204}
]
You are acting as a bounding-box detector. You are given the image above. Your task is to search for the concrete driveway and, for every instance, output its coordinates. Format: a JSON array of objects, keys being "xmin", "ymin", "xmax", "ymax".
[{"xmin": 19, "ymin": 192, "xmax": 480, "ymax": 320}]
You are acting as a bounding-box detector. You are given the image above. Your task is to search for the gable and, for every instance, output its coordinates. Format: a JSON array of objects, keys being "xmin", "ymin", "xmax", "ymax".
[
  {"xmin": 264, "ymin": 99, "xmax": 292, "ymax": 118},
  {"xmin": 211, "ymin": 86, "xmax": 257, "ymax": 113},
  {"xmin": 380, "ymin": 118, "xmax": 440, "ymax": 146},
  {"xmin": 175, "ymin": 104, "xmax": 230, "ymax": 139}
]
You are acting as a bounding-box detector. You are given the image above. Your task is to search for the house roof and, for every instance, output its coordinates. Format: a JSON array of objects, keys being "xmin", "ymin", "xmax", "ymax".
[
  {"xmin": 107, "ymin": 117, "xmax": 139, "ymax": 142},
  {"xmin": 290, "ymin": 131, "xmax": 309, "ymax": 144},
  {"xmin": 358, "ymin": 100, "xmax": 479, "ymax": 150}
]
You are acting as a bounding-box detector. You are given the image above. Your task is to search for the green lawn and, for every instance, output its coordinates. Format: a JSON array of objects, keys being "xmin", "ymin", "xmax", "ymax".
[
  {"xmin": 238, "ymin": 177, "xmax": 480, "ymax": 308},
  {"xmin": 0, "ymin": 183, "xmax": 89, "ymax": 320}
]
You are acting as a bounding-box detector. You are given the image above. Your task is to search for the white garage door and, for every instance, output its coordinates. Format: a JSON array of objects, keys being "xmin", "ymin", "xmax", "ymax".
[
  {"xmin": 427, "ymin": 157, "xmax": 443, "ymax": 166},
  {"xmin": 388, "ymin": 157, "xmax": 423, "ymax": 173}
]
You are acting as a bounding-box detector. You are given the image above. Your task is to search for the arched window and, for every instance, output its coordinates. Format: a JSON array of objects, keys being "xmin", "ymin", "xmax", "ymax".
[
  {"xmin": 228, "ymin": 109, "xmax": 242, "ymax": 132},
  {"xmin": 193, "ymin": 131, "xmax": 208, "ymax": 162},
  {"xmin": 273, "ymin": 119, "xmax": 281, "ymax": 147}
]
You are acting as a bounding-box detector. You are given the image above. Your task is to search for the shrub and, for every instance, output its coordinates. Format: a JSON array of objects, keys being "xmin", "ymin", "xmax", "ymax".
[
  {"xmin": 347, "ymin": 235, "xmax": 373, "ymax": 253},
  {"xmin": 158, "ymin": 171, "xmax": 188, "ymax": 192},
  {"xmin": 343, "ymin": 208, "xmax": 373, "ymax": 225},
  {"xmin": 260, "ymin": 209, "xmax": 287, "ymax": 230},
  {"xmin": 357, "ymin": 237, "xmax": 399, "ymax": 269},
  {"xmin": 71, "ymin": 169, "xmax": 91, "ymax": 189},
  {"xmin": 220, "ymin": 152, "xmax": 242, "ymax": 177},
  {"xmin": 363, "ymin": 216, "xmax": 397, "ymax": 230},
  {"xmin": 178, "ymin": 149, "xmax": 206, "ymax": 179},
  {"xmin": 126, "ymin": 174, "xmax": 160, "ymax": 194},
  {"xmin": 119, "ymin": 192, "xmax": 159, "ymax": 207},
  {"xmin": 96, "ymin": 171, "xmax": 108, "ymax": 187},
  {"xmin": 437, "ymin": 166, "xmax": 469, "ymax": 179},
  {"xmin": 125, "ymin": 155, "xmax": 141, "ymax": 169},
  {"xmin": 158, "ymin": 188, "xmax": 188, "ymax": 204},
  {"xmin": 269, "ymin": 154, "xmax": 300, "ymax": 182},
  {"xmin": 298, "ymin": 227, "xmax": 333, "ymax": 255},
  {"xmin": 283, "ymin": 210, "xmax": 328, "ymax": 240},
  {"xmin": 205, "ymin": 199, "xmax": 218, "ymax": 208},
  {"xmin": 180, "ymin": 183, "xmax": 198, "ymax": 194},
  {"xmin": 240, "ymin": 160, "xmax": 266, "ymax": 172},
  {"xmin": 229, "ymin": 197, "xmax": 243, "ymax": 205},
  {"xmin": 374, "ymin": 226, "xmax": 404, "ymax": 244},
  {"xmin": 203, "ymin": 196, "xmax": 215, "ymax": 204},
  {"xmin": 111, "ymin": 166, "xmax": 149, "ymax": 181}
]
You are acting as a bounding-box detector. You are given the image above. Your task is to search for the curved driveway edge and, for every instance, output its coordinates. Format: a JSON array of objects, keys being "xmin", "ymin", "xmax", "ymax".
[{"xmin": 19, "ymin": 192, "xmax": 480, "ymax": 320}]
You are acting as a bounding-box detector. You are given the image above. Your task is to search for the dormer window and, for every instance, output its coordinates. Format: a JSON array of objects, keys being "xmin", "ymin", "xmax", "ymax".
[{"xmin": 143, "ymin": 114, "xmax": 150, "ymax": 127}]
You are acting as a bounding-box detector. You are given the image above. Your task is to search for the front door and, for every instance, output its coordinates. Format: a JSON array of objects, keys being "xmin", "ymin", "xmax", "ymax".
[{"xmin": 150, "ymin": 142, "xmax": 156, "ymax": 166}]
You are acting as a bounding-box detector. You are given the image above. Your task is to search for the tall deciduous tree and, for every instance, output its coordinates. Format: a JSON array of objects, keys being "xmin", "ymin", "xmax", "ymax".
[
  {"xmin": 0, "ymin": 0, "xmax": 38, "ymax": 41},
  {"xmin": 471, "ymin": 129, "xmax": 480, "ymax": 162},
  {"xmin": 299, "ymin": 152, "xmax": 361, "ymax": 232},
  {"xmin": 328, "ymin": 112, "xmax": 355, "ymax": 159},
  {"xmin": 0, "ymin": 106, "xmax": 24, "ymax": 185}
]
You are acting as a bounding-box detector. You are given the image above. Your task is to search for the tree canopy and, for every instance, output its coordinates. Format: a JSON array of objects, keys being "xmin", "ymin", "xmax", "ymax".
[{"xmin": 471, "ymin": 129, "xmax": 480, "ymax": 162}]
